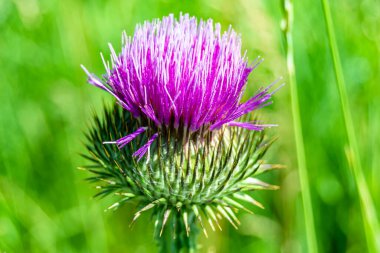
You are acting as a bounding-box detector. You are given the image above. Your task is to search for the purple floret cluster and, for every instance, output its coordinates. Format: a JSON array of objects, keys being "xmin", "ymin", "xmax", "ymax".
[{"xmin": 83, "ymin": 14, "xmax": 279, "ymax": 158}]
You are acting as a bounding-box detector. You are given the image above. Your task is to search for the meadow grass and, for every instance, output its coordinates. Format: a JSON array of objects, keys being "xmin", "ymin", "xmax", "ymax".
[
  {"xmin": 283, "ymin": 1, "xmax": 319, "ymax": 252},
  {"xmin": 321, "ymin": 0, "xmax": 380, "ymax": 252}
]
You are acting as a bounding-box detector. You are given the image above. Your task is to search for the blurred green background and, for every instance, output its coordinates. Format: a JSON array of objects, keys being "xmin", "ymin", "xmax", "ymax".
[{"xmin": 1, "ymin": 0, "xmax": 379, "ymax": 252}]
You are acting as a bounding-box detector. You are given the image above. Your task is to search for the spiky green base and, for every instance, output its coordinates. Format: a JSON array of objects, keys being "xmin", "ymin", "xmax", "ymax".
[{"xmin": 82, "ymin": 104, "xmax": 280, "ymax": 251}]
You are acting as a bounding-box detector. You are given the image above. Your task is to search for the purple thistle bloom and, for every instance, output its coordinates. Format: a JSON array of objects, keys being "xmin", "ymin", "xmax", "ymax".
[{"xmin": 82, "ymin": 13, "xmax": 279, "ymax": 157}]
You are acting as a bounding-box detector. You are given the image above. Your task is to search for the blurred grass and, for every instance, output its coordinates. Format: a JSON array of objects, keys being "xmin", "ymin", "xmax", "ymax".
[
  {"xmin": 282, "ymin": 0, "xmax": 318, "ymax": 252},
  {"xmin": 0, "ymin": 0, "xmax": 379, "ymax": 252},
  {"xmin": 321, "ymin": 0, "xmax": 380, "ymax": 251}
]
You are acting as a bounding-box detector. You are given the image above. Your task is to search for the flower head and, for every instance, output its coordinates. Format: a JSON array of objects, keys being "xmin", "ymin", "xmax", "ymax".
[
  {"xmin": 82, "ymin": 14, "xmax": 279, "ymax": 157},
  {"xmin": 82, "ymin": 14, "xmax": 281, "ymax": 250}
]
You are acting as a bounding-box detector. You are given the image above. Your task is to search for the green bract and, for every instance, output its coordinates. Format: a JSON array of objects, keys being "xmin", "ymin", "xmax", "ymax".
[{"xmin": 82, "ymin": 104, "xmax": 279, "ymax": 251}]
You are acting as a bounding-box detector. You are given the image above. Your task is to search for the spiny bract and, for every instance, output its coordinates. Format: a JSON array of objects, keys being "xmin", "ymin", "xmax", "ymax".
[{"xmin": 83, "ymin": 104, "xmax": 280, "ymax": 238}]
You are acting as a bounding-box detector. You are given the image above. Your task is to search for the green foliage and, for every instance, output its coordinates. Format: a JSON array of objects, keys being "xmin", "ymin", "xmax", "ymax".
[
  {"xmin": 321, "ymin": 0, "xmax": 380, "ymax": 252},
  {"xmin": 282, "ymin": 1, "xmax": 319, "ymax": 252}
]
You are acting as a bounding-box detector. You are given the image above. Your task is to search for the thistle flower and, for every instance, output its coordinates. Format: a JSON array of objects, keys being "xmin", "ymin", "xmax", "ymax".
[{"xmin": 82, "ymin": 13, "xmax": 281, "ymax": 252}]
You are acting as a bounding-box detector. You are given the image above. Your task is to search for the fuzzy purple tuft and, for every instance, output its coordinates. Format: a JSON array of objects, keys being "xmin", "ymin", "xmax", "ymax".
[{"xmin": 83, "ymin": 14, "xmax": 280, "ymax": 155}]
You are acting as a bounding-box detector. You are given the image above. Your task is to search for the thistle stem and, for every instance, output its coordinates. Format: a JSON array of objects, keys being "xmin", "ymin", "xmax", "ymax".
[
  {"xmin": 320, "ymin": 1, "xmax": 380, "ymax": 252},
  {"xmin": 156, "ymin": 210, "xmax": 198, "ymax": 253},
  {"xmin": 282, "ymin": 1, "xmax": 319, "ymax": 253}
]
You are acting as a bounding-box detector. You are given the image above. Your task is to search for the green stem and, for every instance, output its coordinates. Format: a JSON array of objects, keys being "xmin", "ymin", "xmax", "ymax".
[
  {"xmin": 156, "ymin": 210, "xmax": 198, "ymax": 253},
  {"xmin": 320, "ymin": 1, "xmax": 380, "ymax": 252},
  {"xmin": 282, "ymin": 1, "xmax": 319, "ymax": 253}
]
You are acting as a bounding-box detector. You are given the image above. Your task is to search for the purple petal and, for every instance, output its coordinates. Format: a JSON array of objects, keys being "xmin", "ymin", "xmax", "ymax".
[
  {"xmin": 103, "ymin": 127, "xmax": 147, "ymax": 149},
  {"xmin": 132, "ymin": 133, "xmax": 159, "ymax": 160},
  {"xmin": 140, "ymin": 105, "xmax": 161, "ymax": 127}
]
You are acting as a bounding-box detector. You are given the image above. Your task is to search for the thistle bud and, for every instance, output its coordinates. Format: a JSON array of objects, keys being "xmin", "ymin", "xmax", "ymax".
[{"xmin": 82, "ymin": 13, "xmax": 281, "ymax": 252}]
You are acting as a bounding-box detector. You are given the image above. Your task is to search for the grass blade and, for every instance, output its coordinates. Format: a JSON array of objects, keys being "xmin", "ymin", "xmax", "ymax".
[
  {"xmin": 282, "ymin": 1, "xmax": 319, "ymax": 253},
  {"xmin": 320, "ymin": 1, "xmax": 380, "ymax": 252}
]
